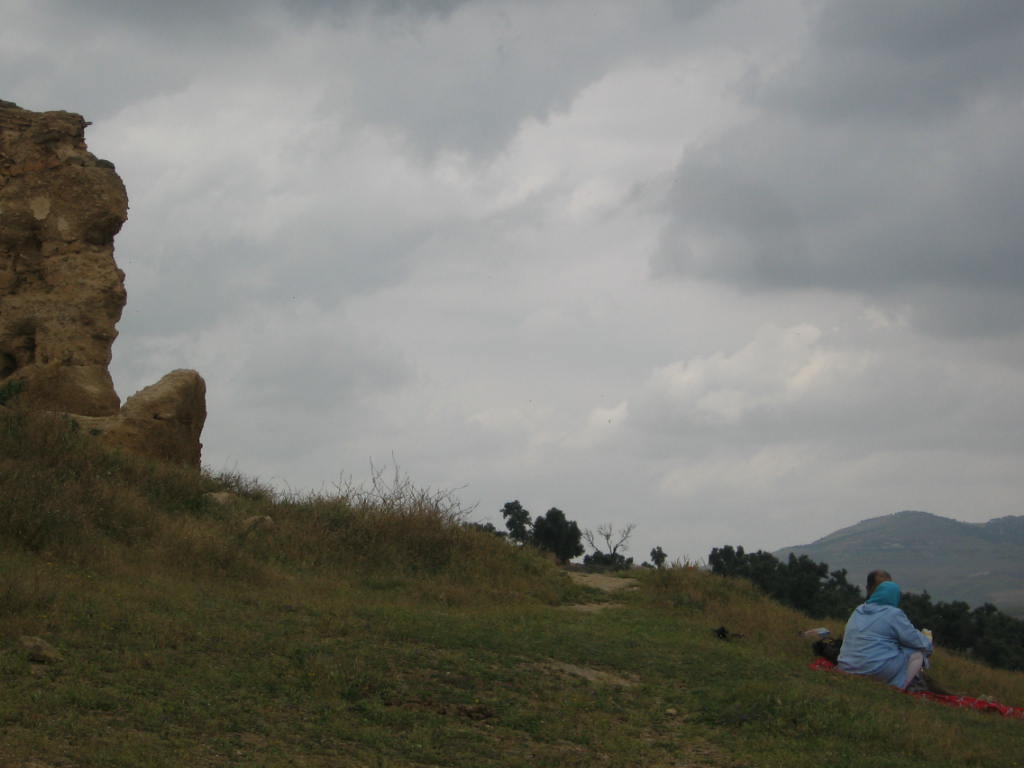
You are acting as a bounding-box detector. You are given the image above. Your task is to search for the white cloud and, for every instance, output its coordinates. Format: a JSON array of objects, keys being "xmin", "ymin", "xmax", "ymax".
[{"xmin": 637, "ymin": 324, "xmax": 871, "ymax": 426}]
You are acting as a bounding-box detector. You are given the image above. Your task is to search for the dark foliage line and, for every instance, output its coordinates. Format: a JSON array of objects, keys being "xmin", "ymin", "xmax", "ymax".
[
  {"xmin": 709, "ymin": 544, "xmax": 1024, "ymax": 672},
  {"xmin": 492, "ymin": 502, "xmax": 652, "ymax": 569},
  {"xmin": 708, "ymin": 545, "xmax": 862, "ymax": 620},
  {"xmin": 494, "ymin": 500, "xmax": 584, "ymax": 564},
  {"xmin": 901, "ymin": 593, "xmax": 1024, "ymax": 672}
]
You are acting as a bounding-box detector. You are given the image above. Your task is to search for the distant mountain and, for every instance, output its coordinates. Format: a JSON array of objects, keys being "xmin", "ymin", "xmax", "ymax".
[{"xmin": 774, "ymin": 511, "xmax": 1024, "ymax": 617}]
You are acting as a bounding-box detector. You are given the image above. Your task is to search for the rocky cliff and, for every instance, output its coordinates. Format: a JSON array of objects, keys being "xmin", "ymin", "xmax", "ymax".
[{"xmin": 0, "ymin": 100, "xmax": 206, "ymax": 466}]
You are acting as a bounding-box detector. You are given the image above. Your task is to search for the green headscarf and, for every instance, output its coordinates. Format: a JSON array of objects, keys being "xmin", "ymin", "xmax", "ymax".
[{"xmin": 867, "ymin": 580, "xmax": 901, "ymax": 607}]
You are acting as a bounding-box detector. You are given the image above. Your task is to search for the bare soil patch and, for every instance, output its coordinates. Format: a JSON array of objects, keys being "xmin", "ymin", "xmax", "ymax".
[
  {"xmin": 562, "ymin": 602, "xmax": 624, "ymax": 613},
  {"xmin": 538, "ymin": 660, "xmax": 636, "ymax": 688},
  {"xmin": 567, "ymin": 571, "xmax": 639, "ymax": 593}
]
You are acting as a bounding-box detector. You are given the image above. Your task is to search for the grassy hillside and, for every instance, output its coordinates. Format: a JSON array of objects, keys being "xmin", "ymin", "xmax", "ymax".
[
  {"xmin": 776, "ymin": 510, "xmax": 1024, "ymax": 615},
  {"xmin": 3, "ymin": 408, "xmax": 1024, "ymax": 767}
]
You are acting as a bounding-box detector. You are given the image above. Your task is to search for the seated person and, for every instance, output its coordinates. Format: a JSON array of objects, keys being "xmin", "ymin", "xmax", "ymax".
[
  {"xmin": 866, "ymin": 568, "xmax": 891, "ymax": 598},
  {"xmin": 837, "ymin": 581, "xmax": 932, "ymax": 690}
]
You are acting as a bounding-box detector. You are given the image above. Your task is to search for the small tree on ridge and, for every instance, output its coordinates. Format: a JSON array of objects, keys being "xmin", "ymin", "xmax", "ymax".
[
  {"xmin": 532, "ymin": 507, "xmax": 584, "ymax": 564},
  {"xmin": 501, "ymin": 500, "xmax": 532, "ymax": 544}
]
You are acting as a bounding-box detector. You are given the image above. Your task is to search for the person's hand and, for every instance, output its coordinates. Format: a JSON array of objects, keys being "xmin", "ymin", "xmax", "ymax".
[{"xmin": 922, "ymin": 628, "xmax": 933, "ymax": 641}]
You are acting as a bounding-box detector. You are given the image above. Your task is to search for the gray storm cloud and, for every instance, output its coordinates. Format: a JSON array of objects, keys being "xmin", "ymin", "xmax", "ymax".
[
  {"xmin": 4, "ymin": 0, "xmax": 1024, "ymax": 564},
  {"xmin": 655, "ymin": 0, "xmax": 1024, "ymax": 336}
]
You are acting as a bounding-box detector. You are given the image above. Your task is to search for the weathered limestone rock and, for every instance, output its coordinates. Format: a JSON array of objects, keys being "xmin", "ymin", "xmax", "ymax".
[
  {"xmin": 0, "ymin": 101, "xmax": 127, "ymax": 416},
  {"xmin": 76, "ymin": 370, "xmax": 207, "ymax": 467},
  {"xmin": 1, "ymin": 101, "xmax": 207, "ymax": 466}
]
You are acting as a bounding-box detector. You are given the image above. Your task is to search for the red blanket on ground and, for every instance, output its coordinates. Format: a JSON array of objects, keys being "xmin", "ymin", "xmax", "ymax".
[{"xmin": 810, "ymin": 657, "xmax": 1024, "ymax": 720}]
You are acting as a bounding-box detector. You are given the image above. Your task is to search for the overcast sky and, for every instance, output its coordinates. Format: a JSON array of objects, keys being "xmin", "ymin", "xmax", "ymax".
[{"xmin": 5, "ymin": 0, "xmax": 1024, "ymax": 563}]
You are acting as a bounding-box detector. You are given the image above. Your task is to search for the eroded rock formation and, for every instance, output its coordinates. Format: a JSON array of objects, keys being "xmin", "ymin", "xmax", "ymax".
[
  {"xmin": 75, "ymin": 369, "xmax": 207, "ymax": 468},
  {"xmin": 0, "ymin": 100, "xmax": 127, "ymax": 415},
  {"xmin": 1, "ymin": 100, "xmax": 206, "ymax": 466}
]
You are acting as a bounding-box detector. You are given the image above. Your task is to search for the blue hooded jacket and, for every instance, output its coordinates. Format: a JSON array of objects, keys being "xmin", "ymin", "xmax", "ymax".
[{"xmin": 836, "ymin": 581, "xmax": 932, "ymax": 688}]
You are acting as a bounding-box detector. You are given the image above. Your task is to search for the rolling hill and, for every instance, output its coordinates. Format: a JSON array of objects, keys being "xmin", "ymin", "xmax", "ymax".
[
  {"xmin": 775, "ymin": 510, "xmax": 1024, "ymax": 616},
  {"xmin": 3, "ymin": 413, "xmax": 1024, "ymax": 764}
]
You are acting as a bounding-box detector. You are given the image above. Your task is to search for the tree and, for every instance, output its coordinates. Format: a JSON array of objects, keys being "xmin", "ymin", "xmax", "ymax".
[
  {"xmin": 500, "ymin": 500, "xmax": 532, "ymax": 544},
  {"xmin": 708, "ymin": 544, "xmax": 746, "ymax": 577},
  {"xmin": 532, "ymin": 507, "xmax": 584, "ymax": 564},
  {"xmin": 467, "ymin": 521, "xmax": 505, "ymax": 538},
  {"xmin": 650, "ymin": 546, "xmax": 667, "ymax": 569},
  {"xmin": 900, "ymin": 594, "xmax": 1024, "ymax": 671},
  {"xmin": 582, "ymin": 523, "xmax": 636, "ymax": 570},
  {"xmin": 583, "ymin": 523, "xmax": 635, "ymax": 558},
  {"xmin": 708, "ymin": 545, "xmax": 860, "ymax": 620},
  {"xmin": 709, "ymin": 543, "xmax": 1024, "ymax": 670}
]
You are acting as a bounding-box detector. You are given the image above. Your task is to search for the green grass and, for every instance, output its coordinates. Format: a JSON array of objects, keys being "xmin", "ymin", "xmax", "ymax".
[{"xmin": 2, "ymin": 408, "xmax": 1024, "ymax": 766}]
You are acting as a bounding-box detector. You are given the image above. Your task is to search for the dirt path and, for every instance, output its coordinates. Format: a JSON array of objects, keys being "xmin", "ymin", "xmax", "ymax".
[
  {"xmin": 548, "ymin": 572, "xmax": 642, "ymax": 684},
  {"xmin": 560, "ymin": 571, "xmax": 640, "ymax": 612},
  {"xmin": 539, "ymin": 660, "xmax": 636, "ymax": 688},
  {"xmin": 567, "ymin": 571, "xmax": 639, "ymax": 593}
]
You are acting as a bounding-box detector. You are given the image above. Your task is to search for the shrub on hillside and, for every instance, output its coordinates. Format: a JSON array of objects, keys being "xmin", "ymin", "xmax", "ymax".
[
  {"xmin": 582, "ymin": 551, "xmax": 633, "ymax": 570},
  {"xmin": 0, "ymin": 409, "xmax": 578, "ymax": 603},
  {"xmin": 1, "ymin": 409, "xmax": 229, "ymax": 560}
]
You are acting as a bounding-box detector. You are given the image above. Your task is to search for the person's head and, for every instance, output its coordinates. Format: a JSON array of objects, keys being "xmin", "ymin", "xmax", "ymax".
[
  {"xmin": 866, "ymin": 569, "xmax": 892, "ymax": 597},
  {"xmin": 867, "ymin": 581, "xmax": 901, "ymax": 607}
]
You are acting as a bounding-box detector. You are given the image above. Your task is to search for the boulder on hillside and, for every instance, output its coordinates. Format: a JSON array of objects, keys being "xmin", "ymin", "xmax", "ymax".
[{"xmin": 76, "ymin": 369, "xmax": 207, "ymax": 467}]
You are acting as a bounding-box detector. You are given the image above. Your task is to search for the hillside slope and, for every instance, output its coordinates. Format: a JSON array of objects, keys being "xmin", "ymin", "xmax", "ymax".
[
  {"xmin": 776, "ymin": 510, "xmax": 1024, "ymax": 615},
  {"xmin": 3, "ymin": 414, "xmax": 1024, "ymax": 766}
]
